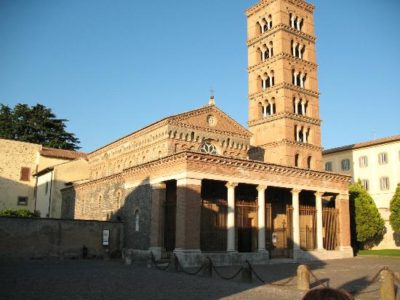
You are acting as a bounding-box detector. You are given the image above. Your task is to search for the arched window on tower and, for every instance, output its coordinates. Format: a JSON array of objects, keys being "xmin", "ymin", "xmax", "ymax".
[
  {"xmin": 307, "ymin": 156, "xmax": 312, "ymax": 169},
  {"xmin": 295, "ymin": 154, "xmax": 300, "ymax": 167}
]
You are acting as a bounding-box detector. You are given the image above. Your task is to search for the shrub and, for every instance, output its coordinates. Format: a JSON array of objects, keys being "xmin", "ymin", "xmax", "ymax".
[
  {"xmin": 390, "ymin": 183, "xmax": 400, "ymax": 233},
  {"xmin": 0, "ymin": 209, "xmax": 40, "ymax": 218},
  {"xmin": 349, "ymin": 182, "xmax": 385, "ymax": 249}
]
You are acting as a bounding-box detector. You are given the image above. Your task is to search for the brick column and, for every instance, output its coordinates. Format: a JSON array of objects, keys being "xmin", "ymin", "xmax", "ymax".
[
  {"xmin": 150, "ymin": 182, "xmax": 166, "ymax": 257},
  {"xmin": 291, "ymin": 189, "xmax": 301, "ymax": 250},
  {"xmin": 336, "ymin": 193, "xmax": 352, "ymax": 249},
  {"xmin": 175, "ymin": 178, "xmax": 202, "ymax": 250},
  {"xmin": 315, "ymin": 191, "xmax": 324, "ymax": 250},
  {"xmin": 257, "ymin": 185, "xmax": 267, "ymax": 252}
]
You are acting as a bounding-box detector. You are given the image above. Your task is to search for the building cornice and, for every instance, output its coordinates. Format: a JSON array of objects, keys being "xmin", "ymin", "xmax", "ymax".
[
  {"xmin": 247, "ymin": 24, "xmax": 315, "ymax": 47},
  {"xmin": 74, "ymin": 150, "xmax": 350, "ymax": 191},
  {"xmin": 249, "ymin": 83, "xmax": 319, "ymax": 100},
  {"xmin": 248, "ymin": 112, "xmax": 321, "ymax": 127},
  {"xmin": 259, "ymin": 139, "xmax": 323, "ymax": 152},
  {"xmin": 246, "ymin": 0, "xmax": 314, "ymax": 17},
  {"xmin": 248, "ymin": 53, "xmax": 317, "ymax": 73}
]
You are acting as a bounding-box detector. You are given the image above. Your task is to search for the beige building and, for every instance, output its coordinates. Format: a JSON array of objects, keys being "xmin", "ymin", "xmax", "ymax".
[
  {"xmin": 61, "ymin": 0, "xmax": 353, "ymax": 265},
  {"xmin": 0, "ymin": 138, "xmax": 86, "ymax": 217},
  {"xmin": 323, "ymin": 135, "xmax": 400, "ymax": 249}
]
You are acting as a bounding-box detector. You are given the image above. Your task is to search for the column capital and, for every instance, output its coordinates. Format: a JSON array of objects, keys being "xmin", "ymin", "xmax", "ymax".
[
  {"xmin": 314, "ymin": 191, "xmax": 324, "ymax": 198},
  {"xmin": 256, "ymin": 185, "xmax": 267, "ymax": 192},
  {"xmin": 225, "ymin": 182, "xmax": 238, "ymax": 189},
  {"xmin": 291, "ymin": 188, "xmax": 301, "ymax": 195},
  {"xmin": 152, "ymin": 182, "xmax": 166, "ymax": 189}
]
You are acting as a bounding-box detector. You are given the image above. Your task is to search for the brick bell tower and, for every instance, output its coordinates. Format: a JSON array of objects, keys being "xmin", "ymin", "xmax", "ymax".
[{"xmin": 246, "ymin": 0, "xmax": 323, "ymax": 170}]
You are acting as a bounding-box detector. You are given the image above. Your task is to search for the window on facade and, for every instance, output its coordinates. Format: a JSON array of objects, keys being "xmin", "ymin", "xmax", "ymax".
[
  {"xmin": 134, "ymin": 210, "xmax": 140, "ymax": 232},
  {"xmin": 20, "ymin": 167, "xmax": 30, "ymax": 181},
  {"xmin": 325, "ymin": 162, "xmax": 333, "ymax": 172},
  {"xmin": 17, "ymin": 196, "xmax": 28, "ymax": 206},
  {"xmin": 341, "ymin": 159, "xmax": 351, "ymax": 171},
  {"xmin": 295, "ymin": 154, "xmax": 300, "ymax": 167},
  {"xmin": 307, "ymin": 156, "xmax": 312, "ymax": 169},
  {"xmin": 380, "ymin": 177, "xmax": 390, "ymax": 190},
  {"xmin": 378, "ymin": 152, "xmax": 388, "ymax": 165},
  {"xmin": 200, "ymin": 142, "xmax": 218, "ymax": 155},
  {"xmin": 361, "ymin": 179, "xmax": 369, "ymax": 191},
  {"xmin": 359, "ymin": 156, "xmax": 368, "ymax": 168}
]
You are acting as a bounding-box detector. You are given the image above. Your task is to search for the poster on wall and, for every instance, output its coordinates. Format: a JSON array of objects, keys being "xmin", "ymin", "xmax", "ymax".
[{"xmin": 102, "ymin": 229, "xmax": 110, "ymax": 246}]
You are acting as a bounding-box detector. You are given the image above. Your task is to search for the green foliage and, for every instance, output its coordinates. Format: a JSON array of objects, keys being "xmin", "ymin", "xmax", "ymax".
[
  {"xmin": 389, "ymin": 183, "xmax": 400, "ymax": 233},
  {"xmin": 358, "ymin": 249, "xmax": 400, "ymax": 257},
  {"xmin": 0, "ymin": 209, "xmax": 40, "ymax": 218},
  {"xmin": 349, "ymin": 182, "xmax": 385, "ymax": 249},
  {"xmin": 0, "ymin": 103, "xmax": 80, "ymax": 150}
]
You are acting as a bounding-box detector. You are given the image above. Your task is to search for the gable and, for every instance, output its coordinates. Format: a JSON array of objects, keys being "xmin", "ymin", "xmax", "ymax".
[{"xmin": 168, "ymin": 105, "xmax": 252, "ymax": 138}]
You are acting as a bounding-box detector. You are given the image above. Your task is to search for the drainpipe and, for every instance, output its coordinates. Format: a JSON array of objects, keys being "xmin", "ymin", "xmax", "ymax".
[{"xmin": 47, "ymin": 170, "xmax": 54, "ymax": 218}]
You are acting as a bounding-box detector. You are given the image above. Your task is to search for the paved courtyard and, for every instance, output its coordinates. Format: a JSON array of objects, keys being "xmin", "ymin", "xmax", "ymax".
[{"xmin": 0, "ymin": 256, "xmax": 398, "ymax": 299}]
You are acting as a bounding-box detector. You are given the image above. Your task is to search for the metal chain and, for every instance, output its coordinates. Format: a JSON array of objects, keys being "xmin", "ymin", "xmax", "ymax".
[
  {"xmin": 212, "ymin": 265, "xmax": 244, "ymax": 280},
  {"xmin": 174, "ymin": 254, "xmax": 206, "ymax": 276},
  {"xmin": 246, "ymin": 260, "xmax": 296, "ymax": 286},
  {"xmin": 305, "ymin": 265, "xmax": 329, "ymax": 288},
  {"xmin": 341, "ymin": 266, "xmax": 390, "ymax": 296}
]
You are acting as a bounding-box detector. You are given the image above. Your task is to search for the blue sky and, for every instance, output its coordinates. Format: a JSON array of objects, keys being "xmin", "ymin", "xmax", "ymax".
[{"xmin": 0, "ymin": 0, "xmax": 399, "ymax": 152}]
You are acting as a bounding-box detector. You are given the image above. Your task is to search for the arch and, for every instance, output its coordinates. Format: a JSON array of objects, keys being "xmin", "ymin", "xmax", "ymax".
[
  {"xmin": 295, "ymin": 153, "xmax": 300, "ymax": 167},
  {"xmin": 307, "ymin": 156, "xmax": 312, "ymax": 169}
]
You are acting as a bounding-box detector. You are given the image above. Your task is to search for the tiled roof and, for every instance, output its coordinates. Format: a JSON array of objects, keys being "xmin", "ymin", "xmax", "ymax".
[
  {"xmin": 40, "ymin": 147, "xmax": 87, "ymax": 160},
  {"xmin": 323, "ymin": 135, "xmax": 400, "ymax": 154}
]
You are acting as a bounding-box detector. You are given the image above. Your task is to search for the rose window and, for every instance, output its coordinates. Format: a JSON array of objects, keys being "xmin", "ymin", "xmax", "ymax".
[{"xmin": 200, "ymin": 142, "xmax": 218, "ymax": 155}]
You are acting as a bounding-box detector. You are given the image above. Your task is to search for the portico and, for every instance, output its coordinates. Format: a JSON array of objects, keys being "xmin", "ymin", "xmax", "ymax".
[{"xmin": 139, "ymin": 151, "xmax": 352, "ymax": 265}]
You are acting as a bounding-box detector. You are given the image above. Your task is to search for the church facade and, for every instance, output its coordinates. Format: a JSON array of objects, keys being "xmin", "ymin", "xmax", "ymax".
[{"xmin": 62, "ymin": 0, "xmax": 353, "ymax": 264}]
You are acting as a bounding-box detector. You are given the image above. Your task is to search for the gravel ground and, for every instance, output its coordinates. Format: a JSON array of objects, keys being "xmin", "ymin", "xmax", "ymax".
[{"xmin": 0, "ymin": 256, "xmax": 398, "ymax": 300}]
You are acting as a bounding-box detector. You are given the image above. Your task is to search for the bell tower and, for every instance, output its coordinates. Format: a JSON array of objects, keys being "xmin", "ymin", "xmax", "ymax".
[{"xmin": 246, "ymin": 0, "xmax": 323, "ymax": 170}]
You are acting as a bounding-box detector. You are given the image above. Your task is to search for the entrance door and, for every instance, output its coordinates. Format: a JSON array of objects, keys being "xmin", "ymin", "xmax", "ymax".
[
  {"xmin": 236, "ymin": 200, "xmax": 257, "ymax": 252},
  {"xmin": 266, "ymin": 204, "xmax": 293, "ymax": 258}
]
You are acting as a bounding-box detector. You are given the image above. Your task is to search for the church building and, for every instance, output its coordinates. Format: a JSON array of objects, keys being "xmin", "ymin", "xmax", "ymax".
[{"xmin": 62, "ymin": 0, "xmax": 353, "ymax": 264}]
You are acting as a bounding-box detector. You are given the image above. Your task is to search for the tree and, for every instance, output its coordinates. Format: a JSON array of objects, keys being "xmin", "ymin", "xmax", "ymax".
[
  {"xmin": 390, "ymin": 183, "xmax": 400, "ymax": 233},
  {"xmin": 0, "ymin": 103, "xmax": 80, "ymax": 150},
  {"xmin": 349, "ymin": 182, "xmax": 385, "ymax": 249}
]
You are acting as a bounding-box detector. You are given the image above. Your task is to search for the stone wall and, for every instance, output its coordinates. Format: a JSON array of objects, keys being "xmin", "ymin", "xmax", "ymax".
[
  {"xmin": 123, "ymin": 183, "xmax": 152, "ymax": 250},
  {"xmin": 0, "ymin": 217, "xmax": 123, "ymax": 259}
]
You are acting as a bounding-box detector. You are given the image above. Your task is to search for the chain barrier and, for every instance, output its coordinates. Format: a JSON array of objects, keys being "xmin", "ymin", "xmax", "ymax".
[
  {"xmin": 150, "ymin": 252, "xmax": 170, "ymax": 271},
  {"xmin": 151, "ymin": 253, "xmax": 399, "ymax": 297},
  {"xmin": 348, "ymin": 266, "xmax": 391, "ymax": 295},
  {"xmin": 246, "ymin": 259, "xmax": 296, "ymax": 286},
  {"xmin": 173, "ymin": 254, "xmax": 206, "ymax": 276},
  {"xmin": 305, "ymin": 265, "xmax": 329, "ymax": 288},
  {"xmin": 206, "ymin": 257, "xmax": 244, "ymax": 280}
]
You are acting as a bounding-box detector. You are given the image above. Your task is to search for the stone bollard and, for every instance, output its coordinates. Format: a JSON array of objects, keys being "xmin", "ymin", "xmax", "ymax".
[
  {"xmin": 202, "ymin": 258, "xmax": 212, "ymax": 278},
  {"xmin": 297, "ymin": 265, "xmax": 310, "ymax": 291},
  {"xmin": 242, "ymin": 263, "xmax": 252, "ymax": 283},
  {"xmin": 125, "ymin": 255, "xmax": 132, "ymax": 265},
  {"xmin": 380, "ymin": 269, "xmax": 395, "ymax": 300}
]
